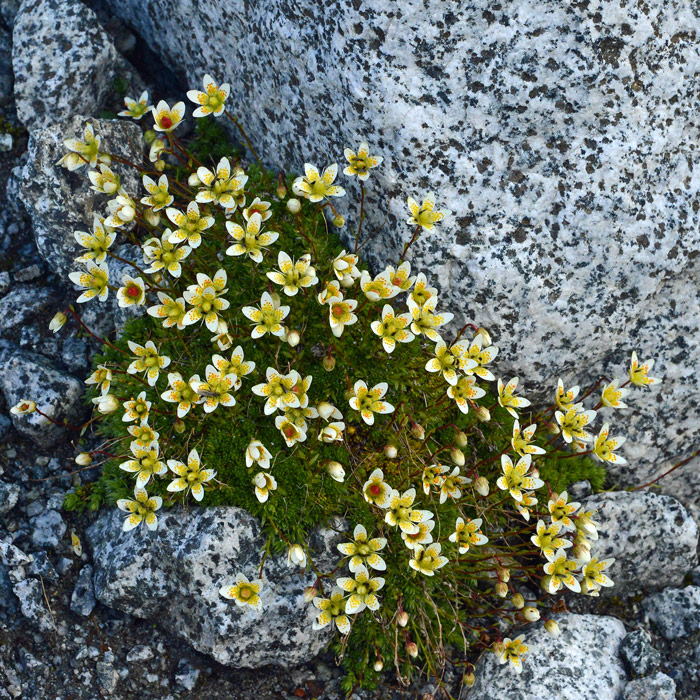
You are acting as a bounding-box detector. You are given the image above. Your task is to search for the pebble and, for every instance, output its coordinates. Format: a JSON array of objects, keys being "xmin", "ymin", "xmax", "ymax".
[
  {"xmin": 644, "ymin": 586, "xmax": 700, "ymax": 640},
  {"xmin": 126, "ymin": 645, "xmax": 154, "ymax": 663},
  {"xmin": 0, "ymin": 480, "xmax": 20, "ymax": 514},
  {"xmin": 0, "ymin": 271, "xmax": 10, "ymax": 295},
  {"xmin": 0, "ymin": 132, "xmax": 12, "ymax": 152},
  {"xmin": 28, "ymin": 551, "xmax": 59, "ymax": 584},
  {"xmin": 175, "ymin": 659, "xmax": 200, "ymax": 691},
  {"xmin": 623, "ymin": 672, "xmax": 676, "ymax": 700},
  {"xmin": 619, "ymin": 629, "xmax": 661, "ymax": 677},
  {"xmin": 31, "ymin": 509, "xmax": 66, "ymax": 549},
  {"xmin": 13, "ymin": 264, "xmax": 42, "ymax": 282},
  {"xmin": 70, "ymin": 565, "xmax": 96, "ymax": 617}
]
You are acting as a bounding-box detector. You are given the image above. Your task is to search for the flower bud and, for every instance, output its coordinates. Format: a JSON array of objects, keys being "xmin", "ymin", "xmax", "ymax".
[
  {"xmin": 495, "ymin": 581, "xmax": 508, "ymax": 598},
  {"xmin": 144, "ymin": 208, "xmax": 161, "ymax": 227},
  {"xmin": 522, "ymin": 606, "xmax": 540, "ymax": 622},
  {"xmin": 454, "ymin": 430, "xmax": 468, "ymax": 447},
  {"xmin": 491, "ymin": 642, "xmax": 505, "ymax": 656},
  {"xmin": 384, "ymin": 444, "xmax": 398, "ymax": 459},
  {"xmin": 10, "ymin": 399, "xmax": 37, "ymax": 415},
  {"xmin": 333, "ymin": 215, "xmax": 345, "ymax": 228},
  {"xmin": 92, "ymin": 394, "xmax": 118, "ymax": 414},
  {"xmin": 287, "ymin": 330, "xmax": 300, "ymax": 347},
  {"xmin": 476, "ymin": 327, "xmax": 492, "ymax": 347},
  {"xmin": 317, "ymin": 402, "xmax": 335, "ymax": 421},
  {"xmin": 339, "ymin": 276, "xmax": 355, "ymax": 288},
  {"xmin": 511, "ymin": 593, "xmax": 525, "ymax": 609},
  {"xmin": 546, "ymin": 421, "xmax": 560, "ymax": 435},
  {"xmin": 325, "ymin": 461, "xmax": 345, "ymax": 482},
  {"xmin": 150, "ymin": 272, "xmax": 164, "ymax": 285},
  {"xmin": 531, "ymin": 466, "xmax": 540, "ymax": 478},
  {"xmin": 188, "ymin": 172, "xmax": 201, "ymax": 187},
  {"xmin": 544, "ymin": 619, "xmax": 561, "ymax": 638},
  {"xmin": 174, "ymin": 419, "xmax": 186, "ymax": 434},
  {"xmin": 498, "ymin": 567, "xmax": 510, "ymax": 583},
  {"xmin": 287, "ymin": 198, "xmax": 301, "ymax": 214},
  {"xmin": 406, "ymin": 641, "xmax": 418, "ymax": 658},
  {"xmin": 373, "ymin": 659, "xmax": 384, "ymax": 672},
  {"xmin": 573, "ymin": 543, "xmax": 591, "ymax": 563},
  {"xmin": 410, "ymin": 421, "xmax": 425, "ymax": 440},
  {"xmin": 303, "ymin": 586, "xmax": 317, "ymax": 603},
  {"xmin": 540, "ymin": 575, "xmax": 553, "ymax": 593},
  {"xmin": 49, "ymin": 311, "xmax": 67, "ymax": 333},
  {"xmin": 287, "ymin": 544, "xmax": 307, "ymax": 568},
  {"xmin": 144, "ymin": 129, "xmax": 157, "ymax": 143},
  {"xmin": 474, "ymin": 476, "xmax": 489, "ymax": 497},
  {"xmin": 474, "ymin": 406, "xmax": 491, "ymax": 422},
  {"xmin": 154, "ymin": 158, "xmax": 166, "ymax": 172},
  {"xmin": 75, "ymin": 452, "xmax": 92, "ymax": 466},
  {"xmin": 450, "ymin": 447, "xmax": 465, "ymax": 466},
  {"xmin": 322, "ymin": 355, "xmax": 336, "ymax": 372},
  {"xmin": 397, "ymin": 610, "xmax": 409, "ymax": 627}
]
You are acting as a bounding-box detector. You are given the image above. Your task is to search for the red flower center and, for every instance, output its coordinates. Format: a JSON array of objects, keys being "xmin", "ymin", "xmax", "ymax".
[
  {"xmin": 284, "ymin": 426, "xmax": 296, "ymax": 438},
  {"xmin": 369, "ymin": 484, "xmax": 381, "ymax": 496},
  {"xmin": 160, "ymin": 116, "xmax": 173, "ymax": 129},
  {"xmin": 331, "ymin": 304, "xmax": 344, "ymax": 318},
  {"xmin": 127, "ymin": 285, "xmax": 140, "ymax": 297}
]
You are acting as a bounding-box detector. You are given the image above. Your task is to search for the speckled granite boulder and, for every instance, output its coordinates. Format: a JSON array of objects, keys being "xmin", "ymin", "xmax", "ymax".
[
  {"xmin": 467, "ymin": 614, "xmax": 627, "ymax": 700},
  {"xmin": 584, "ymin": 491, "xmax": 698, "ymax": 594},
  {"xmin": 619, "ymin": 629, "xmax": 662, "ymax": 677},
  {"xmin": 0, "ymin": 349, "xmax": 85, "ymax": 447},
  {"xmin": 15, "ymin": 116, "xmax": 142, "ymax": 280},
  {"xmin": 12, "ymin": 0, "xmax": 141, "ymax": 130},
  {"xmin": 106, "ymin": 0, "xmax": 700, "ymax": 516},
  {"xmin": 643, "ymin": 586, "xmax": 700, "ymax": 640},
  {"xmin": 88, "ymin": 507, "xmax": 340, "ymax": 668},
  {"xmin": 0, "ymin": 287, "xmax": 53, "ymax": 335},
  {"xmin": 623, "ymin": 672, "xmax": 676, "ymax": 700}
]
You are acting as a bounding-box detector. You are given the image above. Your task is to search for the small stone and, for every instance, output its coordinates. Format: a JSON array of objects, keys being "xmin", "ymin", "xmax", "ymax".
[
  {"xmin": 31, "ymin": 509, "xmax": 66, "ymax": 550},
  {"xmin": 0, "ymin": 415, "xmax": 11, "ymax": 440},
  {"xmin": 619, "ymin": 629, "xmax": 661, "ymax": 676},
  {"xmin": 623, "ymin": 672, "xmax": 676, "ymax": 700},
  {"xmin": 0, "ymin": 271, "xmax": 10, "ymax": 294},
  {"xmin": 28, "ymin": 551, "xmax": 58, "ymax": 584},
  {"xmin": 0, "ymin": 539, "xmax": 33, "ymax": 567},
  {"xmin": 55, "ymin": 557, "xmax": 73, "ymax": 576},
  {"xmin": 0, "ymin": 285, "xmax": 53, "ymax": 333},
  {"xmin": 96, "ymin": 660, "xmax": 118, "ymax": 695},
  {"xmin": 126, "ymin": 645, "xmax": 154, "ymax": 663},
  {"xmin": 643, "ymin": 586, "xmax": 700, "ymax": 640},
  {"xmin": 13, "ymin": 264, "xmax": 42, "ymax": 282},
  {"xmin": 689, "ymin": 567, "xmax": 700, "ymax": 586},
  {"xmin": 0, "ymin": 133, "xmax": 11, "ymax": 152},
  {"xmin": 26, "ymin": 500, "xmax": 45, "ymax": 517},
  {"xmin": 13, "ymin": 578, "xmax": 53, "ymax": 631},
  {"xmin": 568, "ymin": 479, "xmax": 591, "ymax": 500},
  {"xmin": 70, "ymin": 564, "xmax": 96, "ymax": 617},
  {"xmin": 175, "ymin": 659, "xmax": 200, "ymax": 691},
  {"xmin": 0, "ymin": 480, "xmax": 20, "ymax": 514}
]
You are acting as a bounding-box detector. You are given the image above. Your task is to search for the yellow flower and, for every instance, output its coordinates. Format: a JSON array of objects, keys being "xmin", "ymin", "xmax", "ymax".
[
  {"xmin": 543, "ymin": 548, "xmax": 581, "ymax": 593},
  {"xmin": 88, "ymin": 163, "xmax": 120, "ymax": 194},
  {"xmin": 267, "ymin": 251, "xmax": 318, "ymax": 296},
  {"xmin": 118, "ymin": 90, "xmax": 151, "ymax": 120},
  {"xmin": 225, "ymin": 211, "xmax": 279, "ymax": 263},
  {"xmin": 147, "ymin": 292, "xmax": 187, "ymax": 329},
  {"xmin": 496, "ymin": 454, "xmax": 544, "ymax": 502},
  {"xmin": 337, "ymin": 524, "xmax": 387, "ymax": 572},
  {"xmin": 511, "ymin": 419, "xmax": 546, "ymax": 456},
  {"xmin": 122, "ymin": 391, "xmax": 151, "ymax": 423},
  {"xmin": 461, "ymin": 332, "xmax": 499, "ymax": 381},
  {"xmin": 141, "ymin": 174, "xmax": 173, "ymax": 212},
  {"xmin": 332, "ymin": 250, "xmax": 360, "ymax": 287},
  {"xmin": 143, "ymin": 231, "xmax": 191, "ymax": 278},
  {"xmin": 359, "ymin": 269, "xmax": 400, "ymax": 302},
  {"xmin": 73, "ymin": 216, "xmax": 116, "ymax": 265},
  {"xmin": 385, "ymin": 488, "xmax": 432, "ymax": 535},
  {"xmin": 426, "ymin": 338, "xmax": 474, "ymax": 385},
  {"xmin": 497, "ymin": 377, "xmax": 531, "ymax": 418},
  {"xmin": 407, "ymin": 296, "xmax": 453, "ymax": 342},
  {"xmin": 600, "ymin": 379, "xmax": 630, "ymax": 408},
  {"xmin": 401, "ymin": 519, "xmax": 435, "ymax": 550},
  {"xmin": 292, "ymin": 163, "xmax": 345, "ymax": 202},
  {"xmin": 555, "ymin": 379, "xmax": 582, "ymax": 412},
  {"xmin": 629, "ymin": 351, "xmax": 661, "ymax": 387},
  {"xmin": 554, "ymin": 407, "xmax": 596, "ymax": 443},
  {"xmin": 119, "ymin": 441, "xmax": 166, "ymax": 488},
  {"xmin": 212, "ymin": 345, "xmax": 255, "ymax": 389},
  {"xmin": 547, "ymin": 491, "xmax": 580, "ymax": 531},
  {"xmin": 497, "ymin": 636, "xmax": 528, "ymax": 673},
  {"xmin": 410, "ymin": 272, "xmax": 438, "ymax": 307},
  {"xmin": 447, "ymin": 376, "xmax": 486, "ymax": 414},
  {"xmin": 127, "ymin": 420, "xmax": 159, "ymax": 448},
  {"xmin": 183, "ymin": 269, "xmax": 230, "ymax": 332},
  {"xmin": 166, "ymin": 201, "xmax": 214, "ymax": 248},
  {"xmin": 243, "ymin": 196, "xmax": 272, "ymax": 222},
  {"xmin": 220, "ymin": 573, "xmax": 263, "ymax": 610},
  {"xmin": 167, "ymin": 448, "xmax": 216, "ymax": 501},
  {"xmin": 85, "ymin": 365, "xmax": 112, "ymax": 395},
  {"xmin": 363, "ymin": 468, "xmax": 392, "ymax": 508},
  {"xmin": 370, "ymin": 304, "xmax": 414, "ymax": 353},
  {"xmin": 126, "ymin": 340, "xmax": 170, "ymax": 387},
  {"xmin": 117, "ymin": 274, "xmax": 146, "ymax": 308},
  {"xmin": 530, "ymin": 520, "xmax": 571, "ymax": 558},
  {"xmin": 409, "ymin": 542, "xmax": 448, "ymax": 576},
  {"xmin": 385, "ymin": 260, "xmax": 415, "ymax": 291},
  {"xmin": 117, "ymin": 487, "xmax": 162, "ymax": 532},
  {"xmin": 104, "ymin": 194, "xmax": 137, "ymax": 228},
  {"xmin": 242, "ymin": 291, "xmax": 289, "ymax": 338},
  {"xmin": 312, "ymin": 588, "xmax": 351, "ymax": 635},
  {"xmin": 196, "ymin": 157, "xmax": 248, "ymax": 210},
  {"xmin": 327, "ymin": 296, "xmax": 358, "ymax": 338},
  {"xmin": 349, "ymin": 380, "xmax": 394, "ymax": 425},
  {"xmin": 245, "ymin": 439, "xmax": 272, "ymax": 469},
  {"xmin": 336, "ymin": 566, "xmax": 384, "ymax": 614},
  {"xmin": 438, "ymin": 467, "xmax": 470, "ymax": 504},
  {"xmin": 593, "ymin": 423, "xmax": 627, "ymax": 464},
  {"xmin": 152, "ymin": 99, "xmax": 185, "ymax": 132},
  {"xmin": 187, "ymin": 74, "xmax": 230, "ymax": 117},
  {"xmin": 406, "ymin": 192, "xmax": 444, "ymax": 230},
  {"xmin": 253, "ymin": 471, "xmax": 278, "ymax": 502},
  {"xmin": 317, "ymin": 280, "xmax": 343, "ymax": 305},
  {"xmin": 68, "ymin": 261, "xmax": 109, "ymax": 303},
  {"xmin": 59, "ymin": 122, "xmax": 106, "ymax": 170},
  {"xmin": 449, "ymin": 517, "xmax": 488, "ymax": 554},
  {"xmin": 580, "ymin": 557, "xmax": 615, "ymax": 596},
  {"xmin": 515, "ymin": 490, "xmax": 538, "ymax": 522},
  {"xmin": 318, "ymin": 421, "xmax": 345, "ymax": 443},
  {"xmin": 190, "ymin": 365, "xmax": 237, "ymax": 413},
  {"xmin": 421, "ymin": 465, "xmax": 447, "ymax": 496},
  {"xmin": 343, "ymin": 142, "xmax": 383, "ymax": 180},
  {"xmin": 10, "ymin": 400, "xmax": 36, "ymax": 415}
]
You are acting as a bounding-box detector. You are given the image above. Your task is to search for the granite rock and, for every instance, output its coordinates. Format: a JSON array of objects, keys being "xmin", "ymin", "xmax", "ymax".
[
  {"xmin": 0, "ymin": 481, "xmax": 19, "ymax": 515},
  {"xmin": 31, "ymin": 509, "xmax": 67, "ymax": 550},
  {"xmin": 0, "ymin": 27, "xmax": 12, "ymax": 106},
  {"xmin": 619, "ymin": 629, "xmax": 662, "ymax": 677},
  {"xmin": 467, "ymin": 613, "xmax": 627, "ymax": 700},
  {"xmin": 105, "ymin": 0, "xmax": 700, "ymax": 516},
  {"xmin": 623, "ymin": 672, "xmax": 676, "ymax": 700},
  {"xmin": 0, "ymin": 540, "xmax": 32, "ymax": 568},
  {"xmin": 0, "ymin": 286, "xmax": 53, "ymax": 334},
  {"xmin": 585, "ymin": 491, "xmax": 698, "ymax": 593},
  {"xmin": 12, "ymin": 578, "xmax": 53, "ymax": 631},
  {"xmin": 12, "ymin": 0, "xmax": 141, "ymax": 131},
  {"xmin": 643, "ymin": 586, "xmax": 700, "ymax": 640},
  {"xmin": 88, "ymin": 506, "xmax": 340, "ymax": 668},
  {"xmin": 70, "ymin": 565, "xmax": 96, "ymax": 617},
  {"xmin": 15, "ymin": 115, "xmax": 142, "ymax": 280}
]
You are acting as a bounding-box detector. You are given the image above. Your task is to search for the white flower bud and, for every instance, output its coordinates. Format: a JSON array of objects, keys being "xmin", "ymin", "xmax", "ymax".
[
  {"xmin": 511, "ymin": 593, "xmax": 525, "ymax": 609},
  {"xmin": 217, "ymin": 319, "xmax": 229, "ymax": 335},
  {"xmin": 317, "ymin": 402, "xmax": 338, "ymax": 421},
  {"xmin": 188, "ymin": 172, "xmax": 201, "ymax": 187},
  {"xmin": 455, "ymin": 430, "xmax": 468, "ymax": 447},
  {"xmin": 333, "ymin": 215, "xmax": 345, "ymax": 228},
  {"xmin": 410, "ymin": 422, "xmax": 425, "ymax": 440},
  {"xmin": 92, "ymin": 394, "xmax": 119, "ymax": 414},
  {"xmin": 287, "ymin": 330, "xmax": 300, "ymax": 347},
  {"xmin": 276, "ymin": 183, "xmax": 287, "ymax": 199},
  {"xmin": 498, "ymin": 567, "xmax": 510, "ymax": 583},
  {"xmin": 144, "ymin": 208, "xmax": 161, "ymax": 227},
  {"xmin": 303, "ymin": 586, "xmax": 317, "ymax": 603},
  {"xmin": 464, "ymin": 672, "xmax": 476, "ymax": 688},
  {"xmin": 451, "ymin": 447, "xmax": 465, "ymax": 466},
  {"xmin": 75, "ymin": 452, "xmax": 92, "ymax": 466},
  {"xmin": 474, "ymin": 476, "xmax": 489, "ymax": 497},
  {"xmin": 287, "ymin": 198, "xmax": 301, "ymax": 214},
  {"xmin": 373, "ymin": 659, "xmax": 384, "ymax": 672},
  {"xmin": 476, "ymin": 327, "xmax": 492, "ymax": 346},
  {"xmin": 406, "ymin": 641, "xmax": 418, "ymax": 658},
  {"xmin": 287, "ymin": 544, "xmax": 307, "ymax": 568},
  {"xmin": 154, "ymin": 159, "xmax": 166, "ymax": 172},
  {"xmin": 475, "ymin": 406, "xmax": 491, "ymax": 422},
  {"xmin": 325, "ymin": 461, "xmax": 345, "ymax": 482},
  {"xmin": 495, "ymin": 581, "xmax": 508, "ymax": 597},
  {"xmin": 49, "ymin": 311, "xmax": 67, "ymax": 333},
  {"xmin": 573, "ymin": 543, "xmax": 591, "ymax": 563},
  {"xmin": 384, "ymin": 444, "xmax": 398, "ymax": 459},
  {"xmin": 522, "ymin": 606, "xmax": 540, "ymax": 622},
  {"xmin": 396, "ymin": 610, "xmax": 409, "ymax": 627},
  {"xmin": 544, "ymin": 619, "xmax": 561, "ymax": 638}
]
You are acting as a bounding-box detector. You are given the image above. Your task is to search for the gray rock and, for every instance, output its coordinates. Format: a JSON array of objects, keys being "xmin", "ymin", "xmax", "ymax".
[
  {"xmin": 0, "ymin": 415, "xmax": 11, "ymax": 440},
  {"xmin": 95, "ymin": 659, "xmax": 118, "ymax": 695},
  {"xmin": 12, "ymin": 578, "xmax": 53, "ymax": 631},
  {"xmin": 125, "ymin": 645, "xmax": 154, "ymax": 664},
  {"xmin": 0, "ymin": 286, "xmax": 53, "ymax": 333},
  {"xmin": 27, "ymin": 551, "xmax": 58, "ymax": 584},
  {"xmin": 88, "ymin": 507, "xmax": 339, "ymax": 668},
  {"xmin": 0, "ymin": 133, "xmax": 11, "ymax": 153},
  {"xmin": 568, "ymin": 480, "xmax": 592, "ymax": 501},
  {"xmin": 0, "ymin": 539, "xmax": 32, "ymax": 567},
  {"xmin": 16, "ymin": 115, "xmax": 142, "ymax": 279},
  {"xmin": 12, "ymin": 264, "xmax": 42, "ymax": 283},
  {"xmin": 623, "ymin": 672, "xmax": 676, "ymax": 700},
  {"xmin": 12, "ymin": 0, "xmax": 141, "ymax": 131},
  {"xmin": 0, "ymin": 27, "xmax": 12, "ymax": 106},
  {"xmin": 0, "ymin": 349, "xmax": 85, "ymax": 447},
  {"xmin": 30, "ymin": 509, "xmax": 66, "ymax": 550},
  {"xmin": 643, "ymin": 586, "xmax": 700, "ymax": 640},
  {"xmin": 70, "ymin": 565, "xmax": 96, "ymax": 617},
  {"xmin": 175, "ymin": 659, "xmax": 200, "ymax": 691},
  {"xmin": 0, "ymin": 272, "xmax": 10, "ymax": 295},
  {"xmin": 61, "ymin": 337, "xmax": 89, "ymax": 374},
  {"xmin": 105, "ymin": 0, "xmax": 700, "ymax": 519},
  {"xmin": 25, "ymin": 500, "xmax": 44, "ymax": 517},
  {"xmin": 0, "ymin": 0, "xmax": 21, "ymax": 28},
  {"xmin": 584, "ymin": 491, "xmax": 698, "ymax": 593},
  {"xmin": 0, "ymin": 480, "xmax": 19, "ymax": 514},
  {"xmin": 619, "ymin": 629, "xmax": 661, "ymax": 677},
  {"xmin": 468, "ymin": 614, "xmax": 627, "ymax": 700}
]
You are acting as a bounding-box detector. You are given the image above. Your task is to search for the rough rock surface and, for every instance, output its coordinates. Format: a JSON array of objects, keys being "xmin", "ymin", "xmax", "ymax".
[
  {"xmin": 105, "ymin": 0, "xmax": 700, "ymax": 516},
  {"xmin": 623, "ymin": 672, "xmax": 676, "ymax": 700},
  {"xmin": 584, "ymin": 491, "xmax": 698, "ymax": 593},
  {"xmin": 467, "ymin": 613, "xmax": 627, "ymax": 700},
  {"xmin": 0, "ymin": 348, "xmax": 84, "ymax": 447},
  {"xmin": 12, "ymin": 0, "xmax": 141, "ymax": 131},
  {"xmin": 619, "ymin": 629, "xmax": 662, "ymax": 677},
  {"xmin": 643, "ymin": 586, "xmax": 700, "ymax": 640},
  {"xmin": 15, "ymin": 115, "xmax": 142, "ymax": 280},
  {"xmin": 88, "ymin": 507, "xmax": 340, "ymax": 668}
]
